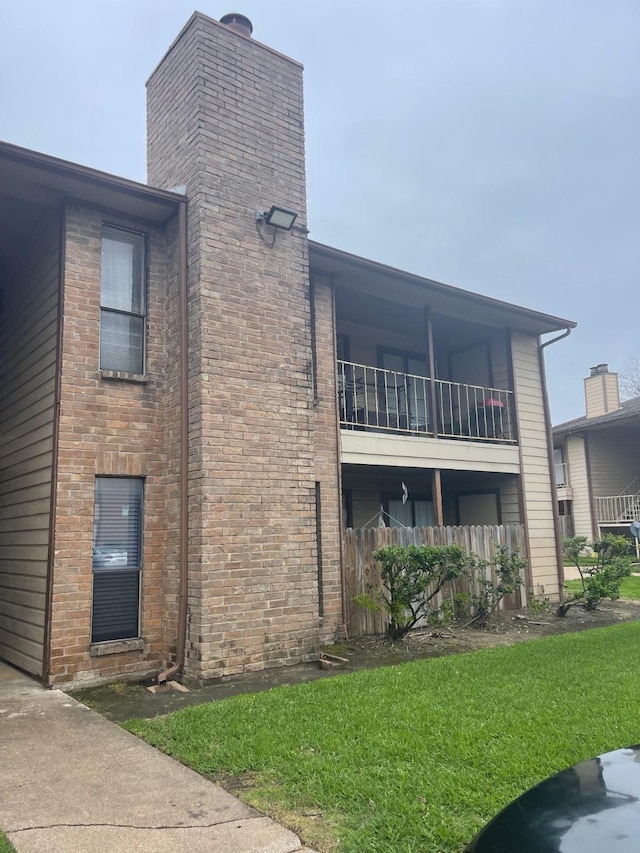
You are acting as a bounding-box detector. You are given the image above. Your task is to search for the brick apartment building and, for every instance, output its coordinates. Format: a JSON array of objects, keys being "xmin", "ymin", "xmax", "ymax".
[{"xmin": 0, "ymin": 12, "xmax": 574, "ymax": 687}]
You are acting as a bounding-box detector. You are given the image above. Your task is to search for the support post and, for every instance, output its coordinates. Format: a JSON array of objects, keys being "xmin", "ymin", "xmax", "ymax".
[
  {"xmin": 432, "ymin": 469, "xmax": 444, "ymax": 527},
  {"xmin": 425, "ymin": 308, "xmax": 439, "ymax": 438}
]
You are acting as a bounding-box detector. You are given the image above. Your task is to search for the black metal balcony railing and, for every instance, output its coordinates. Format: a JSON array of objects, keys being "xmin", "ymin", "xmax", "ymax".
[{"xmin": 337, "ymin": 360, "xmax": 515, "ymax": 443}]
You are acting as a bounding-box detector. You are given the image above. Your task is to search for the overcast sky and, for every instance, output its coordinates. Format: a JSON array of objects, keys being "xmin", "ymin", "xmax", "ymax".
[{"xmin": 2, "ymin": 0, "xmax": 639, "ymax": 422}]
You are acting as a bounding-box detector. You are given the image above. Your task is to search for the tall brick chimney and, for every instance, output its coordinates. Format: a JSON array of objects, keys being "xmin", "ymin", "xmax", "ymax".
[
  {"xmin": 584, "ymin": 363, "xmax": 621, "ymax": 418},
  {"xmin": 147, "ymin": 13, "xmax": 319, "ymax": 679}
]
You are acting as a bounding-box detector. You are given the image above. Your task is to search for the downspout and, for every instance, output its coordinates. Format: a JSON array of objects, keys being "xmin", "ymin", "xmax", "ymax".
[
  {"xmin": 539, "ymin": 327, "xmax": 573, "ymax": 600},
  {"xmin": 330, "ymin": 274, "xmax": 348, "ymax": 631},
  {"xmin": 158, "ymin": 200, "xmax": 189, "ymax": 684}
]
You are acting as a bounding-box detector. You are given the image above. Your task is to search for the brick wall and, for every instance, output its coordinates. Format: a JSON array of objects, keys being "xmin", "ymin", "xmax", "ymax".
[
  {"xmin": 49, "ymin": 204, "xmax": 179, "ymax": 686},
  {"xmin": 148, "ymin": 13, "xmax": 338, "ymax": 678}
]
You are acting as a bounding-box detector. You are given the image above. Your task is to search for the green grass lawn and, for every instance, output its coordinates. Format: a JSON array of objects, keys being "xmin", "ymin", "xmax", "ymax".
[
  {"xmin": 563, "ymin": 555, "xmax": 599, "ymax": 567},
  {"xmin": 125, "ymin": 623, "xmax": 640, "ymax": 853},
  {"xmin": 565, "ymin": 574, "xmax": 640, "ymax": 600},
  {"xmin": 0, "ymin": 832, "xmax": 15, "ymax": 853}
]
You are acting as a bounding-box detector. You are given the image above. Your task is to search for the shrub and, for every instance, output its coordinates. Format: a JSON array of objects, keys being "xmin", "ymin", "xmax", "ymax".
[
  {"xmin": 354, "ymin": 544, "xmax": 528, "ymax": 638},
  {"xmin": 527, "ymin": 588, "xmax": 552, "ymax": 615},
  {"xmin": 467, "ymin": 546, "xmax": 526, "ymax": 628},
  {"xmin": 354, "ymin": 544, "xmax": 468, "ymax": 639},
  {"xmin": 558, "ymin": 534, "xmax": 632, "ymax": 616}
]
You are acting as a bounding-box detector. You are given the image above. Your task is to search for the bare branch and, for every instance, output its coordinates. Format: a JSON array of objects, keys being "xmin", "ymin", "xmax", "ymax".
[{"xmin": 619, "ymin": 357, "xmax": 640, "ymax": 400}]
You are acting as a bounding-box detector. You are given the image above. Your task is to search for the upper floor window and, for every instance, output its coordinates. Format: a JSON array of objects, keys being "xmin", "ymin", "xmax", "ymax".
[
  {"xmin": 100, "ymin": 226, "xmax": 145, "ymax": 374},
  {"xmin": 554, "ymin": 447, "xmax": 566, "ymax": 486}
]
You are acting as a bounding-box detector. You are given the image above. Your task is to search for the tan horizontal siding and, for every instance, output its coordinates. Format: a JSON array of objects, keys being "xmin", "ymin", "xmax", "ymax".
[
  {"xmin": 0, "ymin": 570, "xmax": 47, "ymax": 592},
  {"xmin": 0, "ymin": 452, "xmax": 56, "ymax": 487},
  {"xmin": 0, "ymin": 355, "xmax": 56, "ymax": 407},
  {"xmin": 512, "ymin": 331, "xmax": 560, "ymax": 597},
  {"xmin": 490, "ymin": 332, "xmax": 510, "ymax": 390},
  {"xmin": 0, "ymin": 499, "xmax": 51, "ymax": 519},
  {"xmin": 0, "ymin": 627, "xmax": 44, "ymax": 673},
  {"xmin": 587, "ymin": 428, "xmax": 640, "ymax": 498},
  {"xmin": 563, "ymin": 435, "xmax": 593, "ymax": 538},
  {"xmin": 0, "ymin": 584, "xmax": 49, "ymax": 611},
  {"xmin": 0, "ymin": 394, "xmax": 57, "ymax": 435},
  {"xmin": 0, "ymin": 208, "xmax": 59, "ymax": 677},
  {"xmin": 0, "ymin": 378, "xmax": 57, "ymax": 430},
  {"xmin": 0, "ymin": 483, "xmax": 55, "ymax": 508},
  {"xmin": 499, "ymin": 476, "xmax": 521, "ymax": 523}
]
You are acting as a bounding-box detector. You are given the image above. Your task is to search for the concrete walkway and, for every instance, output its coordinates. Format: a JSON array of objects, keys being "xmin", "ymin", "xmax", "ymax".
[{"xmin": 0, "ymin": 662, "xmax": 316, "ymax": 853}]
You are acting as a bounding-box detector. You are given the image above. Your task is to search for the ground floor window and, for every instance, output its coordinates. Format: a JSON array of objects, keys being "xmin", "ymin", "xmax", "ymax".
[
  {"xmin": 558, "ymin": 499, "xmax": 574, "ymax": 537},
  {"xmin": 91, "ymin": 477, "xmax": 143, "ymax": 643}
]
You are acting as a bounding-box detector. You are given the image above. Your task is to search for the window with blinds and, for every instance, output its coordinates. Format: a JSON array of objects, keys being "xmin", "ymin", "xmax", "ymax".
[
  {"xmin": 100, "ymin": 226, "xmax": 145, "ymax": 374},
  {"xmin": 91, "ymin": 477, "xmax": 143, "ymax": 643}
]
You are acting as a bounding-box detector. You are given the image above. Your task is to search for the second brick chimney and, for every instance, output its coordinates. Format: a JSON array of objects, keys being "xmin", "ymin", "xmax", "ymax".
[{"xmin": 584, "ymin": 363, "xmax": 621, "ymax": 418}]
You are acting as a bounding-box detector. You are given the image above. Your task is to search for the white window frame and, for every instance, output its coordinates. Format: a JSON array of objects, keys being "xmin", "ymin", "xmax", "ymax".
[{"xmin": 99, "ymin": 225, "xmax": 146, "ymax": 375}]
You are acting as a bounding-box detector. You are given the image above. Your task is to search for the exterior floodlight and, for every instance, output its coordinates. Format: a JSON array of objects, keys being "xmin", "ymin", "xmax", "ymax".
[
  {"xmin": 255, "ymin": 206, "xmax": 299, "ymax": 248},
  {"xmin": 259, "ymin": 206, "xmax": 298, "ymax": 230}
]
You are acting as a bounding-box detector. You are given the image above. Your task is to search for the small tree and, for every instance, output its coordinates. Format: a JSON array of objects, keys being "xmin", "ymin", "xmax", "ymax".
[
  {"xmin": 354, "ymin": 544, "xmax": 468, "ymax": 639},
  {"xmin": 468, "ymin": 546, "xmax": 526, "ymax": 627},
  {"xmin": 558, "ymin": 534, "xmax": 632, "ymax": 616},
  {"xmin": 620, "ymin": 356, "xmax": 640, "ymax": 400}
]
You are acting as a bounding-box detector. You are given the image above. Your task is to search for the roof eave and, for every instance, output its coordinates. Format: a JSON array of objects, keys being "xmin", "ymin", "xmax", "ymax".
[
  {"xmin": 554, "ymin": 411, "xmax": 640, "ymax": 435},
  {"xmin": 309, "ymin": 239, "xmax": 576, "ymax": 335},
  {"xmin": 0, "ymin": 140, "xmax": 185, "ymax": 221}
]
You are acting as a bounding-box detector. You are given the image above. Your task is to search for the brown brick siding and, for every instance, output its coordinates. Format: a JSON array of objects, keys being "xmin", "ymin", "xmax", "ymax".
[
  {"xmin": 147, "ymin": 13, "xmax": 341, "ymax": 679},
  {"xmin": 48, "ymin": 204, "xmax": 179, "ymax": 686}
]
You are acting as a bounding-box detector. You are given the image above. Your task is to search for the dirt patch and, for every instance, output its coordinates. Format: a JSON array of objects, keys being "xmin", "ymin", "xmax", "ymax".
[
  {"xmin": 72, "ymin": 599, "xmax": 640, "ymax": 723},
  {"xmin": 333, "ymin": 598, "xmax": 640, "ymax": 664}
]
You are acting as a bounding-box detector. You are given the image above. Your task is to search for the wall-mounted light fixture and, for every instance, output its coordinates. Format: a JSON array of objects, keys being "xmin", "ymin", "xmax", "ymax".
[
  {"xmin": 256, "ymin": 205, "xmax": 299, "ymax": 247},
  {"xmin": 257, "ymin": 205, "xmax": 298, "ymax": 230}
]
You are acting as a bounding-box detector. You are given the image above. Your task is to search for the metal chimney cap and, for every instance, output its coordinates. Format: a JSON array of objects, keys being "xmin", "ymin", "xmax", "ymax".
[{"xmin": 220, "ymin": 13, "xmax": 253, "ymax": 37}]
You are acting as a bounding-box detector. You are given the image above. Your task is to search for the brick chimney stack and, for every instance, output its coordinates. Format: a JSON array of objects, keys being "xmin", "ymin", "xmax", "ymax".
[
  {"xmin": 584, "ymin": 363, "xmax": 621, "ymax": 418},
  {"xmin": 146, "ymin": 13, "xmax": 319, "ymax": 680}
]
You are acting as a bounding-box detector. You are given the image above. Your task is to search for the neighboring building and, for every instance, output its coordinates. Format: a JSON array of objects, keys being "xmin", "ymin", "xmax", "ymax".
[
  {"xmin": 553, "ymin": 364, "xmax": 640, "ymax": 541},
  {"xmin": 0, "ymin": 11, "xmax": 575, "ymax": 687}
]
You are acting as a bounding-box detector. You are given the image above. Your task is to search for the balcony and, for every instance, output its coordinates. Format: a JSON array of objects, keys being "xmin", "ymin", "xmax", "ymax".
[
  {"xmin": 337, "ymin": 360, "xmax": 515, "ymax": 444},
  {"xmin": 554, "ymin": 461, "xmax": 571, "ymax": 499},
  {"xmin": 595, "ymin": 495, "xmax": 640, "ymax": 525}
]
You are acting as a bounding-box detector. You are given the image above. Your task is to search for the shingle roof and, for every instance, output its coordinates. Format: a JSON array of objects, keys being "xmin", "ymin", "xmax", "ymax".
[{"xmin": 553, "ymin": 395, "xmax": 640, "ymax": 435}]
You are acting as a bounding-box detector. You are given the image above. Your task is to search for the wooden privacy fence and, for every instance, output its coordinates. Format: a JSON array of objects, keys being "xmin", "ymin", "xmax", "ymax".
[{"xmin": 343, "ymin": 524, "xmax": 527, "ymax": 637}]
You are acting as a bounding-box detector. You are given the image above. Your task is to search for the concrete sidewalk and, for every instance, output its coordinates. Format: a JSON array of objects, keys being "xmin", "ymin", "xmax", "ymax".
[{"xmin": 0, "ymin": 662, "xmax": 316, "ymax": 853}]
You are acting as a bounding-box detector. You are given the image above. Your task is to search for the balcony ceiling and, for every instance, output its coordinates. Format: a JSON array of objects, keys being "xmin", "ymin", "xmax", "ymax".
[
  {"xmin": 335, "ymin": 287, "xmax": 494, "ymax": 344},
  {"xmin": 310, "ymin": 241, "xmax": 575, "ymax": 335},
  {"xmin": 0, "ymin": 196, "xmax": 46, "ymax": 267}
]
